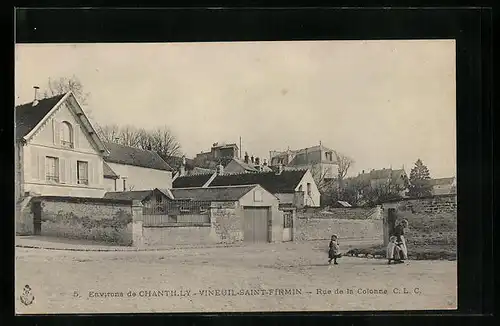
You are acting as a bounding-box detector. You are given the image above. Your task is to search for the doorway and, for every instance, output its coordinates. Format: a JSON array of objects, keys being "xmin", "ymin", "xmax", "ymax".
[
  {"xmin": 32, "ymin": 201, "xmax": 42, "ymax": 235},
  {"xmin": 387, "ymin": 208, "xmax": 397, "ymax": 236}
]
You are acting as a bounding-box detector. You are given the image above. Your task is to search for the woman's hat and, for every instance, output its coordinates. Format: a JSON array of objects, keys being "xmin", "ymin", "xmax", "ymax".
[{"xmin": 331, "ymin": 234, "xmax": 338, "ymax": 238}]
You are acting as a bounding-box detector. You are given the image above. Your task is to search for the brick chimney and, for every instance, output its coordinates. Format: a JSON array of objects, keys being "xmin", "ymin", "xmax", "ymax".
[
  {"xmin": 255, "ymin": 157, "xmax": 260, "ymax": 166},
  {"xmin": 179, "ymin": 155, "xmax": 186, "ymax": 176},
  {"xmin": 216, "ymin": 164, "xmax": 224, "ymax": 176},
  {"xmin": 251, "ymin": 156, "xmax": 254, "ymax": 164},
  {"xmin": 263, "ymin": 159, "xmax": 268, "ymax": 166},
  {"xmin": 244, "ymin": 152, "xmax": 249, "ymax": 164},
  {"xmin": 32, "ymin": 86, "xmax": 40, "ymax": 107},
  {"xmin": 276, "ymin": 163, "xmax": 283, "ymax": 175}
]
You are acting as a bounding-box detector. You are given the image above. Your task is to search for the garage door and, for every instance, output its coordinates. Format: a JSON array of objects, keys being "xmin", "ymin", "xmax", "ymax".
[{"xmin": 243, "ymin": 207, "xmax": 269, "ymax": 243}]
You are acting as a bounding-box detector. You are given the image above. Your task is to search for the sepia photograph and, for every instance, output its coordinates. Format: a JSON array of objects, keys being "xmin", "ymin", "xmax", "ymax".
[{"xmin": 15, "ymin": 40, "xmax": 457, "ymax": 314}]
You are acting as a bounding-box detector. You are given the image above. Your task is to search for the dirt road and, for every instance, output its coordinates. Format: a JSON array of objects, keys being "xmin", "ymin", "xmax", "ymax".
[{"xmin": 15, "ymin": 242, "xmax": 457, "ymax": 313}]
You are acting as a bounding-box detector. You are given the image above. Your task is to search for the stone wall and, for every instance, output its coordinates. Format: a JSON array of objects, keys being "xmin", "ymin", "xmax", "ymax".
[
  {"xmin": 211, "ymin": 202, "xmax": 243, "ymax": 243},
  {"xmin": 142, "ymin": 224, "xmax": 214, "ymax": 246},
  {"xmin": 16, "ymin": 196, "xmax": 34, "ymax": 235},
  {"xmin": 35, "ymin": 196, "xmax": 133, "ymax": 245},
  {"xmin": 391, "ymin": 194, "xmax": 457, "ymax": 215},
  {"xmin": 298, "ymin": 206, "xmax": 380, "ymax": 220},
  {"xmin": 139, "ymin": 202, "xmax": 245, "ymax": 247},
  {"xmin": 381, "ymin": 194, "xmax": 457, "ymax": 245},
  {"xmin": 295, "ymin": 218, "xmax": 384, "ymax": 242}
]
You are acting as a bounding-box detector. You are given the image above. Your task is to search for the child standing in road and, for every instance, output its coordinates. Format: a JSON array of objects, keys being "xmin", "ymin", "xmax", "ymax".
[{"xmin": 328, "ymin": 234, "xmax": 341, "ymax": 265}]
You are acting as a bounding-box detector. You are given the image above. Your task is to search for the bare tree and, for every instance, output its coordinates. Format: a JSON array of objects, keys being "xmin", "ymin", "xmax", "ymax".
[
  {"xmin": 96, "ymin": 124, "xmax": 121, "ymax": 143},
  {"xmin": 335, "ymin": 151, "xmax": 355, "ymax": 189},
  {"xmin": 146, "ymin": 126, "xmax": 182, "ymax": 159},
  {"xmin": 311, "ymin": 165, "xmax": 334, "ymax": 193},
  {"xmin": 43, "ymin": 75, "xmax": 91, "ymax": 106},
  {"xmin": 98, "ymin": 124, "xmax": 182, "ymax": 162},
  {"xmin": 119, "ymin": 125, "xmax": 143, "ymax": 148}
]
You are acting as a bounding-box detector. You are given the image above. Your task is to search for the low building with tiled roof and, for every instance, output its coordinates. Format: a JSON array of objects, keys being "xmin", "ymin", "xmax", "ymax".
[
  {"xmin": 102, "ymin": 141, "xmax": 173, "ymax": 192},
  {"xmin": 173, "ymin": 173, "xmax": 215, "ymax": 188},
  {"xmin": 171, "ymin": 185, "xmax": 264, "ymax": 202},
  {"xmin": 172, "ymin": 167, "xmax": 320, "ymax": 207}
]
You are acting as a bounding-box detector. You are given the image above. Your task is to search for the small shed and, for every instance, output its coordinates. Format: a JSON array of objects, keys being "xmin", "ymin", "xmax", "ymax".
[
  {"xmin": 171, "ymin": 184, "xmax": 284, "ymax": 243},
  {"xmin": 103, "ymin": 188, "xmax": 173, "ymax": 213}
]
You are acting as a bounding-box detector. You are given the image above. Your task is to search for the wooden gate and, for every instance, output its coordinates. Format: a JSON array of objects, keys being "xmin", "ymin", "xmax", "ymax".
[
  {"xmin": 243, "ymin": 207, "xmax": 269, "ymax": 243},
  {"xmin": 282, "ymin": 210, "xmax": 293, "ymax": 242},
  {"xmin": 32, "ymin": 201, "xmax": 42, "ymax": 235}
]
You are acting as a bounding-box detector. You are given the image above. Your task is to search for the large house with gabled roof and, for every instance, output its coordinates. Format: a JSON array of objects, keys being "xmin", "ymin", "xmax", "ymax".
[{"xmin": 15, "ymin": 91, "xmax": 173, "ymax": 199}]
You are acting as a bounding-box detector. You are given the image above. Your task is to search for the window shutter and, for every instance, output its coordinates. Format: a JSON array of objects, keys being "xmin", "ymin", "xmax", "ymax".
[
  {"xmin": 59, "ymin": 158, "xmax": 66, "ymax": 183},
  {"xmin": 38, "ymin": 155, "xmax": 45, "ymax": 181},
  {"xmin": 31, "ymin": 149, "xmax": 39, "ymax": 180},
  {"xmin": 74, "ymin": 124, "xmax": 80, "ymax": 149},
  {"xmin": 88, "ymin": 161, "xmax": 94, "ymax": 185},
  {"xmin": 69, "ymin": 159, "xmax": 76, "ymax": 184},
  {"xmin": 93, "ymin": 160, "xmax": 98, "ymax": 185},
  {"xmin": 52, "ymin": 119, "xmax": 60, "ymax": 145}
]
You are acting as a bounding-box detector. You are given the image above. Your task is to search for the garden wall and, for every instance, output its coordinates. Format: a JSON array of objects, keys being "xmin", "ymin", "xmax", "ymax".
[
  {"xmin": 34, "ymin": 196, "xmax": 134, "ymax": 245},
  {"xmin": 295, "ymin": 218, "xmax": 383, "ymax": 242},
  {"xmin": 387, "ymin": 194, "xmax": 457, "ymax": 215}
]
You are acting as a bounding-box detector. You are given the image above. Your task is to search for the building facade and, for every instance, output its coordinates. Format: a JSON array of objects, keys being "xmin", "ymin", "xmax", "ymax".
[
  {"xmin": 15, "ymin": 92, "xmax": 109, "ymax": 199},
  {"xmin": 15, "ymin": 91, "xmax": 174, "ymax": 199},
  {"xmin": 172, "ymin": 168, "xmax": 321, "ymax": 208},
  {"xmin": 193, "ymin": 142, "xmax": 240, "ymax": 168},
  {"xmin": 269, "ymin": 144, "xmax": 338, "ymax": 183}
]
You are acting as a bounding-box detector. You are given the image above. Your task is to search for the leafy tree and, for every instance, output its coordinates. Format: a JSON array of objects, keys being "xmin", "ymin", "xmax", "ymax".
[{"xmin": 407, "ymin": 159, "xmax": 433, "ymax": 198}]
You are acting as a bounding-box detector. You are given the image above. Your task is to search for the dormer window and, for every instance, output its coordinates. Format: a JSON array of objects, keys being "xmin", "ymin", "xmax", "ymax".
[{"xmin": 60, "ymin": 121, "xmax": 74, "ymax": 148}]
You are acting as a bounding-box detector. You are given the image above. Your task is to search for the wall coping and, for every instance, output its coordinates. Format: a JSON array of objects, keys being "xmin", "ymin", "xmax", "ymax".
[
  {"xmin": 380, "ymin": 193, "xmax": 457, "ymax": 204},
  {"xmin": 32, "ymin": 195, "xmax": 133, "ymax": 205},
  {"xmin": 143, "ymin": 223, "xmax": 211, "ymax": 228}
]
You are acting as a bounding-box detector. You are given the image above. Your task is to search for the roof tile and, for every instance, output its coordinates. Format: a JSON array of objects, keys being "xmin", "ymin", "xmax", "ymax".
[
  {"xmin": 15, "ymin": 94, "xmax": 66, "ymax": 140},
  {"xmin": 209, "ymin": 170, "xmax": 308, "ymax": 194},
  {"xmin": 104, "ymin": 142, "xmax": 172, "ymax": 171},
  {"xmin": 171, "ymin": 185, "xmax": 257, "ymax": 202}
]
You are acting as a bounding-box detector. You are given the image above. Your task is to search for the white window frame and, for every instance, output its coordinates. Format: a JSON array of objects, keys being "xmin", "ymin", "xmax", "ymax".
[
  {"xmin": 45, "ymin": 156, "xmax": 59, "ymax": 183},
  {"xmin": 77, "ymin": 161, "xmax": 89, "ymax": 185},
  {"xmin": 60, "ymin": 121, "xmax": 74, "ymax": 149}
]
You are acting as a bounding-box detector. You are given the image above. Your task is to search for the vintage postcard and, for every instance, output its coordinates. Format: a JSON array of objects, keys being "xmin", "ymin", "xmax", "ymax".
[{"xmin": 15, "ymin": 40, "xmax": 457, "ymax": 314}]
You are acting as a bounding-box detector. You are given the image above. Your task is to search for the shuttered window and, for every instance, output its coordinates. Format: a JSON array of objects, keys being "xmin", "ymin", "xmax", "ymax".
[
  {"xmin": 45, "ymin": 156, "xmax": 59, "ymax": 182},
  {"xmin": 60, "ymin": 121, "xmax": 73, "ymax": 148},
  {"xmin": 77, "ymin": 161, "xmax": 89, "ymax": 185}
]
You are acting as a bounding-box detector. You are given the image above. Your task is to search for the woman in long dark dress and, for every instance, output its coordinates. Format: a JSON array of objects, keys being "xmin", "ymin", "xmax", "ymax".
[{"xmin": 388, "ymin": 219, "xmax": 409, "ymax": 263}]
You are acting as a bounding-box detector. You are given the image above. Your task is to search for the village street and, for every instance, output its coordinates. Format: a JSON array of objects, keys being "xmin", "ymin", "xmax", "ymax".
[{"xmin": 15, "ymin": 241, "xmax": 457, "ymax": 314}]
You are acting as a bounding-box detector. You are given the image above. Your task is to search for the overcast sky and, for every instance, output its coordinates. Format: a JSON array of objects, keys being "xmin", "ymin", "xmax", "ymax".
[{"xmin": 15, "ymin": 40, "xmax": 456, "ymax": 178}]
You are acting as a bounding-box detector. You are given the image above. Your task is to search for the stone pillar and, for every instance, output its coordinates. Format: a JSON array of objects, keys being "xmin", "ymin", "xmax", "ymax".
[
  {"xmin": 292, "ymin": 208, "xmax": 297, "ymax": 242},
  {"xmin": 268, "ymin": 204, "xmax": 283, "ymax": 243},
  {"xmin": 381, "ymin": 202, "xmax": 398, "ymax": 246},
  {"xmin": 131, "ymin": 200, "xmax": 144, "ymax": 247},
  {"xmin": 208, "ymin": 203, "xmax": 219, "ymax": 242}
]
